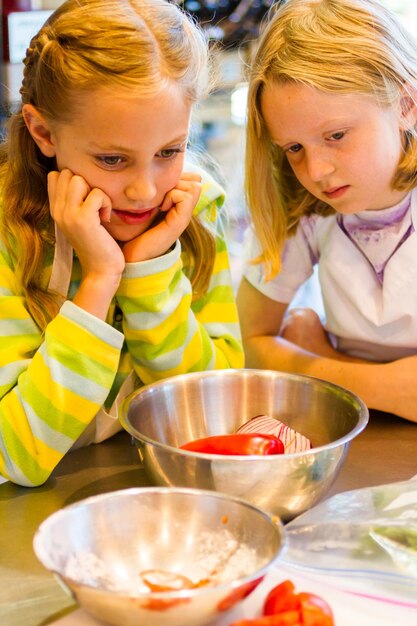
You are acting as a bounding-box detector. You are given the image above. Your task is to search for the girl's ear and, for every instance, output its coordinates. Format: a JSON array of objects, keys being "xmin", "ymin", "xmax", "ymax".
[
  {"xmin": 22, "ymin": 104, "xmax": 56, "ymax": 157},
  {"xmin": 399, "ymin": 89, "xmax": 417, "ymax": 132}
]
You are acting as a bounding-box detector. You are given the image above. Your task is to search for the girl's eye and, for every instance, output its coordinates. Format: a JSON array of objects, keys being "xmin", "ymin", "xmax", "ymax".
[
  {"xmin": 329, "ymin": 131, "xmax": 345, "ymax": 141},
  {"xmin": 96, "ymin": 155, "xmax": 125, "ymax": 168},
  {"xmin": 157, "ymin": 147, "xmax": 184, "ymax": 160},
  {"xmin": 286, "ymin": 143, "xmax": 303, "ymax": 154}
]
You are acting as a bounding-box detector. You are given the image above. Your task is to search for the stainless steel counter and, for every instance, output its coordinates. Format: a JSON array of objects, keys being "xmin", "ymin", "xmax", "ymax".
[{"xmin": 1, "ymin": 411, "xmax": 416, "ymax": 626}]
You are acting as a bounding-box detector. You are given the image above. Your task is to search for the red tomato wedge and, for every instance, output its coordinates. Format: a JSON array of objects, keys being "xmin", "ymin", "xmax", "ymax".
[
  {"xmin": 298, "ymin": 592, "xmax": 334, "ymax": 626},
  {"xmin": 264, "ymin": 579, "xmax": 299, "ymax": 615},
  {"xmin": 229, "ymin": 579, "xmax": 334, "ymax": 626}
]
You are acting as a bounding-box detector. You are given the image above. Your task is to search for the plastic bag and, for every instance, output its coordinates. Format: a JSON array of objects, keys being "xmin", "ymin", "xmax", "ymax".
[{"xmin": 282, "ymin": 478, "xmax": 417, "ymax": 606}]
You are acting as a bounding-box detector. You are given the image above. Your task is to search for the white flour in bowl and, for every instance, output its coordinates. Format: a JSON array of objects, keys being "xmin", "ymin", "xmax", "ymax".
[{"xmin": 63, "ymin": 528, "xmax": 262, "ymax": 595}]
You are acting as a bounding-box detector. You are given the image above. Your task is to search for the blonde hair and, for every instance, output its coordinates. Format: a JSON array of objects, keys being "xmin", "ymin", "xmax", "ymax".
[
  {"xmin": 246, "ymin": 0, "xmax": 417, "ymax": 278},
  {"xmin": 0, "ymin": 0, "xmax": 215, "ymax": 330}
]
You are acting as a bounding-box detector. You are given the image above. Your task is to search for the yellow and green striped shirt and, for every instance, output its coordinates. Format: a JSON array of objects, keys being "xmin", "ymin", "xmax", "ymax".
[{"xmin": 0, "ymin": 167, "xmax": 243, "ymax": 486}]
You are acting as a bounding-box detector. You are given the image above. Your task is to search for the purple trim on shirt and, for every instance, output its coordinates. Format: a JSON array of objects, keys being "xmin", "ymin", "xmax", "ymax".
[{"xmin": 337, "ymin": 193, "xmax": 413, "ymax": 283}]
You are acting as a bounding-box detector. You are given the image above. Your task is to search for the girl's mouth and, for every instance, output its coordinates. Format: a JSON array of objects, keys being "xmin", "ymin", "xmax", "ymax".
[
  {"xmin": 323, "ymin": 185, "xmax": 349, "ymax": 200},
  {"xmin": 111, "ymin": 208, "xmax": 157, "ymax": 225}
]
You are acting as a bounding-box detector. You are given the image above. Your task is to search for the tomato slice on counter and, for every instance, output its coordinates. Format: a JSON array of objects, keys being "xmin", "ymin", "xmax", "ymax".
[
  {"xmin": 180, "ymin": 433, "xmax": 285, "ymax": 455},
  {"xmin": 263, "ymin": 581, "xmax": 334, "ymax": 625},
  {"xmin": 298, "ymin": 592, "xmax": 334, "ymax": 626},
  {"xmin": 263, "ymin": 579, "xmax": 299, "ymax": 615},
  {"xmin": 229, "ymin": 579, "xmax": 334, "ymax": 626}
]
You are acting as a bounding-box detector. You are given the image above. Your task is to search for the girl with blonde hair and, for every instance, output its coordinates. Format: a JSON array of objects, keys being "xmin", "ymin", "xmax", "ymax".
[
  {"xmin": 0, "ymin": 0, "xmax": 243, "ymax": 486},
  {"xmin": 238, "ymin": 0, "xmax": 417, "ymax": 421}
]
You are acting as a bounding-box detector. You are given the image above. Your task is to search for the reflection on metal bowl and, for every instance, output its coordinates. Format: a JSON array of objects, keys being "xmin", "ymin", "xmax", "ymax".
[
  {"xmin": 120, "ymin": 369, "xmax": 368, "ymax": 522},
  {"xmin": 33, "ymin": 487, "xmax": 284, "ymax": 626}
]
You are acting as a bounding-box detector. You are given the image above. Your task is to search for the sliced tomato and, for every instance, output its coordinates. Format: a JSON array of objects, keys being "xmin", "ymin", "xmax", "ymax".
[
  {"xmin": 263, "ymin": 580, "xmax": 300, "ymax": 616},
  {"xmin": 297, "ymin": 593, "xmax": 333, "ymax": 615},
  {"xmin": 260, "ymin": 580, "xmax": 334, "ymax": 626},
  {"xmin": 298, "ymin": 592, "xmax": 334, "ymax": 626},
  {"xmin": 231, "ymin": 579, "xmax": 334, "ymax": 626}
]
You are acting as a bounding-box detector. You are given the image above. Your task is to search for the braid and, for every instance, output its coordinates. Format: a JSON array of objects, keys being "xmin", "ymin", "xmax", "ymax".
[
  {"xmin": 0, "ymin": 25, "xmax": 62, "ymax": 330},
  {"xmin": 21, "ymin": 31, "xmax": 52, "ymax": 104}
]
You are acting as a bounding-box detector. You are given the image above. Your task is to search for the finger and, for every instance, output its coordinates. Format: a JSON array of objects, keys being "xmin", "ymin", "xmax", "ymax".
[
  {"xmin": 169, "ymin": 188, "xmax": 200, "ymax": 208},
  {"xmin": 173, "ymin": 179, "xmax": 202, "ymax": 193},
  {"xmin": 179, "ymin": 171, "xmax": 202, "ymax": 183},
  {"xmin": 160, "ymin": 191, "xmax": 196, "ymax": 225},
  {"xmin": 62, "ymin": 174, "xmax": 91, "ymax": 220},
  {"xmin": 159, "ymin": 192, "xmax": 175, "ymax": 213},
  {"xmin": 52, "ymin": 168, "xmax": 77, "ymax": 205},
  {"xmin": 47, "ymin": 171, "xmax": 59, "ymax": 209},
  {"xmin": 160, "ymin": 181, "xmax": 202, "ymax": 211},
  {"xmin": 49, "ymin": 169, "xmax": 76, "ymax": 220},
  {"xmin": 160, "ymin": 192, "xmax": 197, "ymax": 215},
  {"xmin": 94, "ymin": 190, "xmax": 113, "ymax": 223}
]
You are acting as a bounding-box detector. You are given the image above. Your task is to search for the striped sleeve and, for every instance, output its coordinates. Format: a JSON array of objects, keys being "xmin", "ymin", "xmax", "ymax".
[
  {"xmin": 115, "ymin": 167, "xmax": 244, "ymax": 384},
  {"xmin": 0, "ymin": 245, "xmax": 124, "ymax": 486}
]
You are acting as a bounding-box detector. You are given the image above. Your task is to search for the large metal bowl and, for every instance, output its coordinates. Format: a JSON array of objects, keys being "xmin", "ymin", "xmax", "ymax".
[
  {"xmin": 33, "ymin": 487, "xmax": 284, "ymax": 626},
  {"xmin": 120, "ymin": 369, "xmax": 368, "ymax": 522}
]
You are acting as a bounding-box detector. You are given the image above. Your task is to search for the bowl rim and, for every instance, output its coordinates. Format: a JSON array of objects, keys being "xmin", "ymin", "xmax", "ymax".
[
  {"xmin": 33, "ymin": 486, "xmax": 285, "ymax": 599},
  {"xmin": 119, "ymin": 369, "xmax": 369, "ymax": 459}
]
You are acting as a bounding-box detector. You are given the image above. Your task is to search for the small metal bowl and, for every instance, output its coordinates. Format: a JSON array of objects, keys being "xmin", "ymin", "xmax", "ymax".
[
  {"xmin": 120, "ymin": 369, "xmax": 368, "ymax": 522},
  {"xmin": 33, "ymin": 487, "xmax": 284, "ymax": 626}
]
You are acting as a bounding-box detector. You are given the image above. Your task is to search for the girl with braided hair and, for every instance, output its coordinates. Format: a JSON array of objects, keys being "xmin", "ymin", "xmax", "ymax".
[{"xmin": 0, "ymin": 0, "xmax": 243, "ymax": 486}]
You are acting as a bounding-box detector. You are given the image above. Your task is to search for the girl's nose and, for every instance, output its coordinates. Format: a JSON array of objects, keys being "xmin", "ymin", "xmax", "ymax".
[
  {"xmin": 305, "ymin": 149, "xmax": 335, "ymax": 182},
  {"xmin": 125, "ymin": 172, "xmax": 156, "ymax": 204}
]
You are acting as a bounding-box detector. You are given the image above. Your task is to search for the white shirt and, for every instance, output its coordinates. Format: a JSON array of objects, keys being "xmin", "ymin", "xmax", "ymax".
[{"xmin": 244, "ymin": 188, "xmax": 417, "ymax": 362}]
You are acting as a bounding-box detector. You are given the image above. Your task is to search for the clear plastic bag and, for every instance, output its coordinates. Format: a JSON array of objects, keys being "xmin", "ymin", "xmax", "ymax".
[{"xmin": 282, "ymin": 478, "xmax": 417, "ymax": 606}]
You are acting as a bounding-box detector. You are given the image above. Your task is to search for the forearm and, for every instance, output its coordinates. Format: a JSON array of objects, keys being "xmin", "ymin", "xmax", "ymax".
[
  {"xmin": 244, "ymin": 334, "xmax": 412, "ymax": 419},
  {"xmin": 72, "ymin": 272, "xmax": 121, "ymax": 320}
]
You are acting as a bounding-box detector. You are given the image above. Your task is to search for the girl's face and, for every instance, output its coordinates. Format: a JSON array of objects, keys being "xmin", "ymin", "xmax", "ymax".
[
  {"xmin": 36, "ymin": 84, "xmax": 192, "ymax": 242},
  {"xmin": 261, "ymin": 82, "xmax": 413, "ymax": 213}
]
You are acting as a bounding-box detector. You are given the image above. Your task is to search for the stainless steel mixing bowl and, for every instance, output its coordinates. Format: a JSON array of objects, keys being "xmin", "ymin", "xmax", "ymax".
[
  {"xmin": 33, "ymin": 487, "xmax": 284, "ymax": 626},
  {"xmin": 120, "ymin": 369, "xmax": 369, "ymax": 522}
]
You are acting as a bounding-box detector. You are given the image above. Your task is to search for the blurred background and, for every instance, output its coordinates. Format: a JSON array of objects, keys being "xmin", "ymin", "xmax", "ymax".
[{"xmin": 1, "ymin": 0, "xmax": 417, "ymax": 292}]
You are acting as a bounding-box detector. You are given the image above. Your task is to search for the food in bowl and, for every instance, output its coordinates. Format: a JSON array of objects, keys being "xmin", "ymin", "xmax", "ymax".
[
  {"xmin": 180, "ymin": 415, "xmax": 312, "ymax": 456},
  {"xmin": 180, "ymin": 433, "xmax": 285, "ymax": 455},
  {"xmin": 139, "ymin": 569, "xmax": 207, "ymax": 591},
  {"xmin": 119, "ymin": 369, "xmax": 369, "ymax": 521},
  {"xmin": 236, "ymin": 414, "xmax": 312, "ymax": 453},
  {"xmin": 33, "ymin": 487, "xmax": 284, "ymax": 626},
  {"xmin": 63, "ymin": 526, "xmax": 262, "ymax": 595}
]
